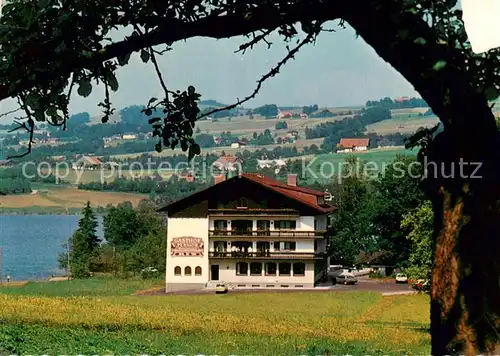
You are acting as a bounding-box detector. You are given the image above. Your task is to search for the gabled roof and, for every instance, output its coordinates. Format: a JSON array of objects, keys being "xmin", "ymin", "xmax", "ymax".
[
  {"xmin": 159, "ymin": 173, "xmax": 336, "ymax": 214},
  {"xmin": 337, "ymin": 138, "xmax": 369, "ymax": 148},
  {"xmin": 75, "ymin": 156, "xmax": 102, "ymax": 166},
  {"xmin": 215, "ymin": 155, "xmax": 241, "ymax": 164},
  {"xmin": 242, "ymin": 173, "xmax": 335, "ymax": 213}
]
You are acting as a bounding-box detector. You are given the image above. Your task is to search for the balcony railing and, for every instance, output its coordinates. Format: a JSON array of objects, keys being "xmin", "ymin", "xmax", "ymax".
[
  {"xmin": 209, "ymin": 229, "xmax": 326, "ymax": 238},
  {"xmin": 209, "ymin": 250, "xmax": 324, "ymax": 260}
]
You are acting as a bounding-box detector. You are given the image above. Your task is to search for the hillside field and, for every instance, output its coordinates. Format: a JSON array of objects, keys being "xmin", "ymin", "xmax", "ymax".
[
  {"xmin": 38, "ymin": 167, "xmax": 175, "ymax": 184},
  {"xmin": 0, "ymin": 277, "xmax": 430, "ymax": 355},
  {"xmin": 0, "ymin": 187, "xmax": 146, "ymax": 213},
  {"xmin": 303, "ymin": 146, "xmax": 417, "ymax": 182},
  {"xmin": 367, "ymin": 116, "xmax": 439, "ymax": 135}
]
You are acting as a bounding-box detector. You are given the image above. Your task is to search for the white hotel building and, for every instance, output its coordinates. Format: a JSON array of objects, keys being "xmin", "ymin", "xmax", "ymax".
[{"xmin": 160, "ymin": 173, "xmax": 336, "ymax": 292}]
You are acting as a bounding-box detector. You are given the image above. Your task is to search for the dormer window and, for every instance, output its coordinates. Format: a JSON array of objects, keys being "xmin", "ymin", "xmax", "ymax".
[
  {"xmin": 237, "ymin": 198, "xmax": 248, "ymax": 208},
  {"xmin": 318, "ymin": 196, "xmax": 325, "ymax": 205}
]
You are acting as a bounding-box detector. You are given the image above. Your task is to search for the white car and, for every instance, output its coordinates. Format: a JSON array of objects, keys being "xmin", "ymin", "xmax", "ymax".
[
  {"xmin": 395, "ymin": 273, "xmax": 408, "ymax": 284},
  {"xmin": 215, "ymin": 283, "xmax": 228, "ymax": 294}
]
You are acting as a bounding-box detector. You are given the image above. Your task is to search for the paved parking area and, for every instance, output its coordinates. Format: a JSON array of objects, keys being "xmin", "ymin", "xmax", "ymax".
[{"xmin": 143, "ymin": 278, "xmax": 414, "ymax": 296}]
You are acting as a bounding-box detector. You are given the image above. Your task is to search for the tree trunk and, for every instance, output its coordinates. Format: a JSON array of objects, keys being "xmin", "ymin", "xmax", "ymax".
[
  {"xmin": 342, "ymin": 2, "xmax": 500, "ymax": 354},
  {"xmin": 423, "ymin": 131, "xmax": 500, "ymax": 355}
]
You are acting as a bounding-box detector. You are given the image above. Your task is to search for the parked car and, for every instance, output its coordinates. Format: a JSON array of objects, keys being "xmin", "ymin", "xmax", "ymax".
[
  {"xmin": 412, "ymin": 279, "xmax": 430, "ymax": 293},
  {"xmin": 335, "ymin": 274, "xmax": 358, "ymax": 285},
  {"xmin": 141, "ymin": 267, "xmax": 160, "ymax": 279},
  {"xmin": 215, "ymin": 283, "xmax": 228, "ymax": 294},
  {"xmin": 395, "ymin": 273, "xmax": 408, "ymax": 284}
]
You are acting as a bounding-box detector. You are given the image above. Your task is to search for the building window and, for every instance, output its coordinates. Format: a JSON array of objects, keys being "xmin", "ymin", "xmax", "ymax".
[
  {"xmin": 279, "ymin": 262, "xmax": 291, "ymax": 276},
  {"xmin": 274, "ymin": 241, "xmax": 281, "ymax": 251},
  {"xmin": 250, "ymin": 262, "xmax": 262, "ymax": 275},
  {"xmin": 275, "ymin": 220, "xmax": 296, "ymax": 230},
  {"xmin": 293, "ymin": 263, "xmax": 306, "ymax": 276},
  {"xmin": 237, "ymin": 198, "xmax": 248, "ymax": 208},
  {"xmin": 265, "ymin": 262, "xmax": 277, "ymax": 276},
  {"xmin": 214, "ymin": 220, "xmax": 227, "ymax": 230},
  {"xmin": 195, "ymin": 266, "xmax": 202, "ymax": 276},
  {"xmin": 283, "ymin": 242, "xmax": 296, "ymax": 251},
  {"xmin": 185, "ymin": 266, "xmax": 192, "ymax": 276},
  {"xmin": 174, "ymin": 266, "xmax": 181, "ymax": 276},
  {"xmin": 236, "ymin": 262, "xmax": 248, "ymax": 275},
  {"xmin": 214, "ymin": 241, "xmax": 227, "ymax": 253},
  {"xmin": 318, "ymin": 196, "xmax": 325, "ymax": 205}
]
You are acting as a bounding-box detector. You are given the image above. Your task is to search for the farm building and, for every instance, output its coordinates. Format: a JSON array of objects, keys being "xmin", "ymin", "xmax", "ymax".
[
  {"xmin": 230, "ymin": 140, "xmax": 248, "ymax": 149},
  {"xmin": 336, "ymin": 138, "xmax": 370, "ymax": 153},
  {"xmin": 257, "ymin": 159, "xmax": 287, "ymax": 173},
  {"xmin": 212, "ymin": 155, "xmax": 243, "ymax": 173},
  {"xmin": 72, "ymin": 156, "xmax": 102, "ymax": 170}
]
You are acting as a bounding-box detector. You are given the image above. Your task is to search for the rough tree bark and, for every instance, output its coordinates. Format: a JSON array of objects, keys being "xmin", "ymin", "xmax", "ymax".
[{"xmin": 342, "ymin": 2, "xmax": 500, "ymax": 354}]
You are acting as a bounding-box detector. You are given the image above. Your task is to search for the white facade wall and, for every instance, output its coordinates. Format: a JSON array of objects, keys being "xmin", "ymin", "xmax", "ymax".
[
  {"xmin": 295, "ymin": 240, "xmax": 314, "ymax": 252},
  {"xmin": 217, "ymin": 261, "xmax": 315, "ymax": 286},
  {"xmin": 298, "ymin": 216, "xmax": 314, "ymax": 231},
  {"xmin": 354, "ymin": 146, "xmax": 368, "ymax": 151},
  {"xmin": 166, "ymin": 215, "xmax": 329, "ymax": 291},
  {"xmin": 166, "ymin": 218, "xmax": 209, "ymax": 291}
]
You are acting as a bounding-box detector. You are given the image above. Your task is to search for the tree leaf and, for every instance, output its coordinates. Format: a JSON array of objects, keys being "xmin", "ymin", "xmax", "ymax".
[
  {"xmin": 117, "ymin": 53, "xmax": 131, "ymax": 66},
  {"xmin": 140, "ymin": 49, "xmax": 150, "ymax": 63},
  {"xmin": 192, "ymin": 143, "xmax": 201, "ymax": 155},
  {"xmin": 106, "ymin": 72, "xmax": 119, "ymax": 91},
  {"xmin": 432, "ymin": 60, "xmax": 447, "ymax": 71},
  {"xmin": 484, "ymin": 86, "xmax": 500, "ymax": 101},
  {"xmin": 414, "ymin": 37, "xmax": 426, "ymax": 45},
  {"xmin": 77, "ymin": 79, "xmax": 92, "ymax": 97}
]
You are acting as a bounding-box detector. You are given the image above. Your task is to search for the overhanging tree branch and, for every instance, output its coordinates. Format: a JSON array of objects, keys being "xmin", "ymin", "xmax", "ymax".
[{"xmin": 0, "ymin": 1, "xmax": 346, "ymax": 101}]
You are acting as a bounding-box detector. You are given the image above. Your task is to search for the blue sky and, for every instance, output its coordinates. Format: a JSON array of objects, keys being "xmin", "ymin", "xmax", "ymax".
[{"xmin": 0, "ymin": 23, "xmax": 419, "ymax": 121}]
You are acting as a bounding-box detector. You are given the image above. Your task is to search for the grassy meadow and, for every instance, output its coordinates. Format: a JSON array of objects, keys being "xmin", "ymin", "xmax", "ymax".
[
  {"xmin": 366, "ymin": 116, "xmax": 439, "ymax": 135},
  {"xmin": 303, "ymin": 146, "xmax": 418, "ymax": 182},
  {"xmin": 0, "ymin": 277, "xmax": 430, "ymax": 355}
]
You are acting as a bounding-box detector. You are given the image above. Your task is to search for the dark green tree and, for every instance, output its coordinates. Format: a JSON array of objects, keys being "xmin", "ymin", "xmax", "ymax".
[
  {"xmin": 59, "ymin": 201, "xmax": 100, "ymax": 278},
  {"xmin": 369, "ymin": 155, "xmax": 426, "ymax": 266},
  {"xmin": 329, "ymin": 157, "xmax": 374, "ymax": 265},
  {"xmin": 401, "ymin": 200, "xmax": 434, "ymax": 281},
  {"xmin": 104, "ymin": 201, "xmax": 145, "ymax": 248}
]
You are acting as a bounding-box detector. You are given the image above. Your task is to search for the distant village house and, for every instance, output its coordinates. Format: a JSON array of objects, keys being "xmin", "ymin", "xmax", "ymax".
[
  {"xmin": 72, "ymin": 156, "xmax": 102, "ymax": 170},
  {"xmin": 257, "ymin": 159, "xmax": 287, "ymax": 174},
  {"xmin": 212, "ymin": 155, "xmax": 243, "ymax": 173},
  {"xmin": 230, "ymin": 140, "xmax": 248, "ymax": 149},
  {"xmin": 121, "ymin": 133, "xmax": 137, "ymax": 140},
  {"xmin": 336, "ymin": 138, "xmax": 370, "ymax": 153}
]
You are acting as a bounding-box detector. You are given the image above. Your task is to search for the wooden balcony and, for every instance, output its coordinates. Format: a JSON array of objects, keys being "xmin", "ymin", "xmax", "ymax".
[
  {"xmin": 208, "ymin": 251, "xmax": 324, "ymax": 260},
  {"xmin": 208, "ymin": 229, "xmax": 326, "ymax": 239},
  {"xmin": 208, "ymin": 208, "xmax": 299, "ymax": 217}
]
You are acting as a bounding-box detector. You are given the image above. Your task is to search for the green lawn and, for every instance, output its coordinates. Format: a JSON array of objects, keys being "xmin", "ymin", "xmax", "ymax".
[{"xmin": 0, "ymin": 277, "xmax": 430, "ymax": 355}]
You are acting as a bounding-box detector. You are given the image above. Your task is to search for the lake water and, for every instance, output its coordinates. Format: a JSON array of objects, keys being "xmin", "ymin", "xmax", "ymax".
[{"xmin": 0, "ymin": 215, "xmax": 103, "ymax": 281}]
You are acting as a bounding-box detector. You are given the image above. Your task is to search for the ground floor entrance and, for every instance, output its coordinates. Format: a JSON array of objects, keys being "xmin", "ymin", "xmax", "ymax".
[{"xmin": 210, "ymin": 264, "xmax": 219, "ymax": 281}]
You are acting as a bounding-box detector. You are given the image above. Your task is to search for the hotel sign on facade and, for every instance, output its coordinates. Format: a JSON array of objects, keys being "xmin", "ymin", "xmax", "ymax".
[{"xmin": 171, "ymin": 237, "xmax": 204, "ymax": 256}]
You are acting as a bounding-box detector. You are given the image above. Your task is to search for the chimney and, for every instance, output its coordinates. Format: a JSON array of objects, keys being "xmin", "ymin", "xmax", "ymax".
[
  {"xmin": 213, "ymin": 174, "xmax": 226, "ymax": 185},
  {"xmin": 287, "ymin": 174, "xmax": 297, "ymax": 186}
]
